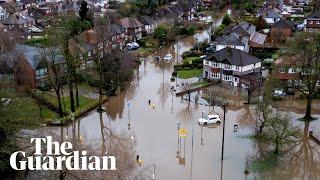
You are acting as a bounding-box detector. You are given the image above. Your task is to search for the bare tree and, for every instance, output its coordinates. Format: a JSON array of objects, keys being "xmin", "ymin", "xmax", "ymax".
[
  {"xmin": 286, "ymin": 32, "xmax": 320, "ymax": 120},
  {"xmin": 41, "ymin": 32, "xmax": 65, "ymax": 117}
]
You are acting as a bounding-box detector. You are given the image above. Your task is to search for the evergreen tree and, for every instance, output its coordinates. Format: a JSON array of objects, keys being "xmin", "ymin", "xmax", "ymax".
[{"xmin": 79, "ymin": 0, "xmax": 89, "ymax": 21}]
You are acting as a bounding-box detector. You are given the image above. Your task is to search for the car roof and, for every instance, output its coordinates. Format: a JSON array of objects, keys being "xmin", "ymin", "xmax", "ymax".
[{"xmin": 208, "ymin": 114, "xmax": 219, "ymax": 118}]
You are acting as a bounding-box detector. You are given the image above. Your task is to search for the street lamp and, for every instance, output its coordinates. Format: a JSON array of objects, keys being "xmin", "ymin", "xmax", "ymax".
[
  {"xmin": 201, "ymin": 111, "xmax": 204, "ymax": 145},
  {"xmin": 152, "ymin": 163, "xmax": 156, "ymax": 180},
  {"xmin": 221, "ymin": 103, "xmax": 228, "ymax": 160}
]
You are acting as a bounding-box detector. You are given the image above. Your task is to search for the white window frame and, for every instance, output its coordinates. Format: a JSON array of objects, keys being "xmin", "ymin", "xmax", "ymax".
[
  {"xmin": 213, "ymin": 62, "xmax": 220, "ymax": 68},
  {"xmin": 211, "ymin": 72, "xmax": 220, "ymax": 79},
  {"xmin": 224, "ymin": 64, "xmax": 231, "ymax": 70},
  {"xmin": 236, "ymin": 66, "xmax": 240, "ymax": 71},
  {"xmin": 223, "ymin": 74, "xmax": 232, "ymax": 81}
]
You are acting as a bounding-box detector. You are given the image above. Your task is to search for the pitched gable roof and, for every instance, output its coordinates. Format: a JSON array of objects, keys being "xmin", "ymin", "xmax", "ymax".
[
  {"xmin": 206, "ymin": 47, "xmax": 261, "ymax": 66},
  {"xmin": 119, "ymin": 18, "xmax": 143, "ymax": 29},
  {"xmin": 138, "ymin": 16, "xmax": 154, "ymax": 25},
  {"xmin": 17, "ymin": 44, "xmax": 64, "ymax": 70},
  {"xmin": 216, "ymin": 34, "xmax": 245, "ymax": 46},
  {"xmin": 272, "ymin": 19, "xmax": 294, "ymax": 29},
  {"xmin": 0, "ymin": 14, "xmax": 35, "ymax": 25},
  {"xmin": 307, "ymin": 9, "xmax": 320, "ymax": 19}
]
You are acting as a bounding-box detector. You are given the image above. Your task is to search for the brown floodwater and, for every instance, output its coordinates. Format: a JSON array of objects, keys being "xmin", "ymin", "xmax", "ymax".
[{"xmin": 30, "ymin": 8, "xmax": 320, "ymax": 180}]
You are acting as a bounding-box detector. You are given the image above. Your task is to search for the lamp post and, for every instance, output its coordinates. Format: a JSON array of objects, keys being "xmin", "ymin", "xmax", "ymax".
[
  {"xmin": 152, "ymin": 163, "xmax": 156, "ymax": 180},
  {"xmin": 221, "ymin": 103, "xmax": 228, "ymax": 160},
  {"xmin": 201, "ymin": 111, "xmax": 204, "ymax": 145}
]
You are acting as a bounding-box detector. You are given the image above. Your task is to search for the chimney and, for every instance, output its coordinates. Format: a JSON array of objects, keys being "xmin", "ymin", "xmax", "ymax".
[{"xmin": 239, "ymin": 33, "xmax": 243, "ymax": 41}]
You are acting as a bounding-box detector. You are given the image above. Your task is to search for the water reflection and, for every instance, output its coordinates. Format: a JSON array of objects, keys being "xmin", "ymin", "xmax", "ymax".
[{"xmin": 248, "ymin": 121, "xmax": 320, "ymax": 180}]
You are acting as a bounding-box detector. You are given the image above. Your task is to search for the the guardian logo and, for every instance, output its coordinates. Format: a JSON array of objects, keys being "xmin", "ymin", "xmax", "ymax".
[{"xmin": 10, "ymin": 136, "xmax": 116, "ymax": 171}]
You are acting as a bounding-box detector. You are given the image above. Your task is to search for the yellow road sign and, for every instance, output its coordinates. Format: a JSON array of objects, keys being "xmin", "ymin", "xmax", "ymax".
[{"xmin": 179, "ymin": 128, "xmax": 188, "ymax": 137}]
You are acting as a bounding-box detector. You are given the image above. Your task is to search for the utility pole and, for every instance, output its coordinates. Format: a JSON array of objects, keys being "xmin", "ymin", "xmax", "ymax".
[{"xmin": 221, "ymin": 103, "xmax": 228, "ymax": 160}]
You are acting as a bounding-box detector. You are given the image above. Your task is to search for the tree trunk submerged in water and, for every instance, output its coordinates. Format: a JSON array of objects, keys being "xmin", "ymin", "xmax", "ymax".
[
  {"xmin": 69, "ymin": 81, "xmax": 75, "ymax": 113},
  {"xmin": 304, "ymin": 96, "xmax": 313, "ymax": 120},
  {"xmin": 56, "ymin": 89, "xmax": 63, "ymax": 117}
]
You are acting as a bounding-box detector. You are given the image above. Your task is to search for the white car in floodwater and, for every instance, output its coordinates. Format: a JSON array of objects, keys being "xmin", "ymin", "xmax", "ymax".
[
  {"xmin": 198, "ymin": 115, "xmax": 221, "ymax": 126},
  {"xmin": 164, "ymin": 54, "xmax": 173, "ymax": 62}
]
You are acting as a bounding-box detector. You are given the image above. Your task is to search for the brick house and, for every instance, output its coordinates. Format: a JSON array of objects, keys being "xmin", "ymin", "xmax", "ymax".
[
  {"xmin": 119, "ymin": 18, "xmax": 143, "ymax": 42},
  {"xmin": 14, "ymin": 44, "xmax": 65, "ymax": 89},
  {"xmin": 270, "ymin": 19, "xmax": 294, "ymax": 43},
  {"xmin": 274, "ymin": 58, "xmax": 299, "ymax": 87},
  {"xmin": 139, "ymin": 16, "xmax": 157, "ymax": 35},
  {"xmin": 203, "ymin": 47, "xmax": 262, "ymax": 87},
  {"xmin": 305, "ymin": 10, "xmax": 320, "ymax": 32}
]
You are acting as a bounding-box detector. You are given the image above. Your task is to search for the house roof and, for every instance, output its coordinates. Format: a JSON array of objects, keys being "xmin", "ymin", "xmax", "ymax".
[
  {"xmin": 119, "ymin": 18, "xmax": 143, "ymax": 29},
  {"xmin": 215, "ymin": 34, "xmax": 245, "ymax": 46},
  {"xmin": 238, "ymin": 22, "xmax": 256, "ymax": 36},
  {"xmin": 259, "ymin": 8, "xmax": 281, "ymax": 19},
  {"xmin": 17, "ymin": 44, "xmax": 64, "ymax": 70},
  {"xmin": 230, "ymin": 26, "xmax": 251, "ymax": 37},
  {"xmin": 206, "ymin": 47, "xmax": 262, "ymax": 66},
  {"xmin": 0, "ymin": 14, "xmax": 35, "ymax": 25},
  {"xmin": 110, "ymin": 24, "xmax": 125, "ymax": 35},
  {"xmin": 250, "ymin": 32, "xmax": 267, "ymax": 46},
  {"xmin": 306, "ymin": 9, "xmax": 320, "ymax": 19},
  {"xmin": 272, "ymin": 19, "xmax": 294, "ymax": 29},
  {"xmin": 139, "ymin": 16, "xmax": 154, "ymax": 25}
]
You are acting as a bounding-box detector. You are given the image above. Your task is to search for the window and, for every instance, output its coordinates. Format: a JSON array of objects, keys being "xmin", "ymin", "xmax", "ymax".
[
  {"xmin": 211, "ymin": 72, "xmax": 220, "ymax": 79},
  {"xmin": 223, "ymin": 74, "xmax": 232, "ymax": 81},
  {"xmin": 309, "ymin": 21, "xmax": 313, "ymax": 24},
  {"xmin": 317, "ymin": 21, "xmax": 320, "ymax": 25},
  {"xmin": 203, "ymin": 60, "xmax": 209, "ymax": 65},
  {"xmin": 224, "ymin": 64, "xmax": 231, "ymax": 70},
  {"xmin": 236, "ymin": 66, "xmax": 240, "ymax": 71},
  {"xmin": 288, "ymin": 68, "xmax": 296, "ymax": 73},
  {"xmin": 213, "ymin": 62, "xmax": 220, "ymax": 68}
]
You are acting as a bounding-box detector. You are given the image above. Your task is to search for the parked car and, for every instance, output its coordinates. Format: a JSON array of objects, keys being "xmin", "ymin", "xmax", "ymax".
[
  {"xmin": 127, "ymin": 42, "xmax": 139, "ymax": 50},
  {"xmin": 164, "ymin": 54, "xmax": 173, "ymax": 62},
  {"xmin": 154, "ymin": 56, "xmax": 162, "ymax": 61},
  {"xmin": 273, "ymin": 89, "xmax": 287, "ymax": 97},
  {"xmin": 198, "ymin": 114, "xmax": 221, "ymax": 126}
]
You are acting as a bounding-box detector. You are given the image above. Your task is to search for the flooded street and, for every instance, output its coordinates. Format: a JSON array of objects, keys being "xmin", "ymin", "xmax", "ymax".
[
  {"xmin": 37, "ymin": 10, "xmax": 320, "ymax": 180},
  {"xmin": 59, "ymin": 52, "xmax": 253, "ymax": 180}
]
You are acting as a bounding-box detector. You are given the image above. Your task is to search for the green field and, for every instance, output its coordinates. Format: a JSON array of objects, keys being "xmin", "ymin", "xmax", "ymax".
[{"xmin": 177, "ymin": 69, "xmax": 203, "ymax": 79}]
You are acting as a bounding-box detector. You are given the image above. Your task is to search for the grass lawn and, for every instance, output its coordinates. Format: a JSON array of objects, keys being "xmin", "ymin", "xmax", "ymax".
[
  {"xmin": 183, "ymin": 57, "xmax": 200, "ymax": 65},
  {"xmin": 42, "ymin": 93, "xmax": 97, "ymax": 113},
  {"xmin": 0, "ymin": 90, "xmax": 59, "ymax": 128},
  {"xmin": 177, "ymin": 69, "xmax": 203, "ymax": 79},
  {"xmin": 138, "ymin": 47, "xmax": 155, "ymax": 55},
  {"xmin": 190, "ymin": 81, "xmax": 209, "ymax": 88}
]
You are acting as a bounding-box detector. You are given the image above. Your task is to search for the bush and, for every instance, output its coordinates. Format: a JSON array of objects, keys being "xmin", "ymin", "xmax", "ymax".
[
  {"xmin": 187, "ymin": 25, "xmax": 196, "ymax": 35},
  {"xmin": 213, "ymin": 24, "xmax": 226, "ymax": 36},
  {"xmin": 154, "ymin": 25, "xmax": 167, "ymax": 40},
  {"xmin": 222, "ymin": 14, "xmax": 231, "ymax": 26}
]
